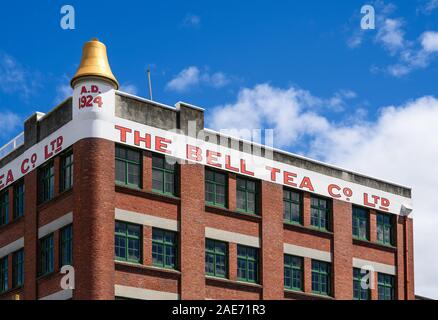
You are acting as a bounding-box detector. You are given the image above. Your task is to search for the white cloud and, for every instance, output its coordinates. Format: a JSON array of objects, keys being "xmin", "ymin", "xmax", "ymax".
[
  {"xmin": 166, "ymin": 66, "xmax": 201, "ymax": 92},
  {"xmin": 54, "ymin": 83, "xmax": 73, "ymax": 104},
  {"xmin": 0, "ymin": 53, "xmax": 40, "ymax": 98},
  {"xmin": 182, "ymin": 14, "xmax": 201, "ymax": 27},
  {"xmin": 376, "ymin": 18, "xmax": 406, "ymax": 55},
  {"xmin": 0, "ymin": 111, "xmax": 21, "ymax": 139},
  {"xmin": 166, "ymin": 66, "xmax": 230, "ymax": 92},
  {"xmin": 420, "ymin": 0, "xmax": 438, "ymax": 14},
  {"xmin": 208, "ymin": 84, "xmax": 358, "ymax": 148},
  {"xmin": 120, "ymin": 83, "xmax": 138, "ymax": 95},
  {"xmin": 347, "ymin": 1, "xmax": 438, "ymax": 77},
  {"xmin": 421, "ymin": 31, "xmax": 438, "ymax": 52},
  {"xmin": 209, "ymin": 84, "xmax": 438, "ymax": 298}
]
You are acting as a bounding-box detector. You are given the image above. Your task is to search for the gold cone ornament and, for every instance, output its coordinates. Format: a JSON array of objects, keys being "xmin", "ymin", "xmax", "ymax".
[{"xmin": 71, "ymin": 38, "xmax": 119, "ymax": 89}]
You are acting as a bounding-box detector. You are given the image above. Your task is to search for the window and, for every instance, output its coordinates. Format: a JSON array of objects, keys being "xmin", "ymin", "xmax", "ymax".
[
  {"xmin": 205, "ymin": 239, "xmax": 227, "ymax": 278},
  {"xmin": 353, "ymin": 268, "xmax": 370, "ymax": 300},
  {"xmin": 60, "ymin": 224, "xmax": 73, "ymax": 267},
  {"xmin": 0, "ymin": 190, "xmax": 8, "ymax": 227},
  {"xmin": 378, "ymin": 273, "xmax": 395, "ymax": 300},
  {"xmin": 115, "ymin": 221, "xmax": 141, "ymax": 263},
  {"xmin": 284, "ymin": 189, "xmax": 302, "ymax": 224},
  {"xmin": 39, "ymin": 234, "xmax": 54, "ymax": 276},
  {"xmin": 13, "ymin": 180, "xmax": 24, "ymax": 219},
  {"xmin": 60, "ymin": 150, "xmax": 74, "ymax": 192},
  {"xmin": 38, "ymin": 161, "xmax": 54, "ymax": 203},
  {"xmin": 152, "ymin": 228, "xmax": 177, "ymax": 269},
  {"xmin": 237, "ymin": 245, "xmax": 259, "ymax": 283},
  {"xmin": 284, "ymin": 255, "xmax": 303, "ymax": 291},
  {"xmin": 205, "ymin": 169, "xmax": 227, "ymax": 207},
  {"xmin": 152, "ymin": 154, "xmax": 177, "ymax": 196},
  {"xmin": 311, "ymin": 260, "xmax": 331, "ymax": 296},
  {"xmin": 377, "ymin": 213, "xmax": 394, "ymax": 246},
  {"xmin": 352, "ymin": 206, "xmax": 369, "ymax": 240},
  {"xmin": 12, "ymin": 249, "xmax": 24, "ymax": 288},
  {"xmin": 311, "ymin": 196, "xmax": 330, "ymax": 231},
  {"xmin": 0, "ymin": 257, "xmax": 7, "ymax": 293},
  {"xmin": 236, "ymin": 177, "xmax": 259, "ymax": 215},
  {"xmin": 115, "ymin": 145, "xmax": 141, "ymax": 188}
]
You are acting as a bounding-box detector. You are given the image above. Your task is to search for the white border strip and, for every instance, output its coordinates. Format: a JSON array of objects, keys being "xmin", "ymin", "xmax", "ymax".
[
  {"xmin": 0, "ymin": 237, "xmax": 24, "ymax": 258},
  {"xmin": 205, "ymin": 227, "xmax": 260, "ymax": 248},
  {"xmin": 115, "ymin": 208, "xmax": 179, "ymax": 231},
  {"xmin": 39, "ymin": 289, "xmax": 73, "ymax": 300},
  {"xmin": 284, "ymin": 243, "xmax": 332, "ymax": 262},
  {"xmin": 38, "ymin": 212, "xmax": 73, "ymax": 239},
  {"xmin": 353, "ymin": 258, "xmax": 396, "ymax": 275},
  {"xmin": 115, "ymin": 285, "xmax": 179, "ymax": 300}
]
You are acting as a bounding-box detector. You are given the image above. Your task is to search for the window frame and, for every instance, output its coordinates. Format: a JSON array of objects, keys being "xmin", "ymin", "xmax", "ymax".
[
  {"xmin": 152, "ymin": 153, "xmax": 178, "ymax": 197},
  {"xmin": 38, "ymin": 161, "xmax": 55, "ymax": 204},
  {"xmin": 60, "ymin": 224, "xmax": 73, "ymax": 267},
  {"xmin": 310, "ymin": 196, "xmax": 331, "ymax": 231},
  {"xmin": 205, "ymin": 169, "xmax": 228, "ymax": 208},
  {"xmin": 115, "ymin": 145, "xmax": 142, "ymax": 189},
  {"xmin": 205, "ymin": 239, "xmax": 228, "ymax": 278},
  {"xmin": 236, "ymin": 177, "xmax": 259, "ymax": 215},
  {"xmin": 39, "ymin": 234, "xmax": 54, "ymax": 277},
  {"xmin": 237, "ymin": 245, "xmax": 259, "ymax": 283},
  {"xmin": 283, "ymin": 188, "xmax": 303, "ymax": 225},
  {"xmin": 0, "ymin": 189, "xmax": 9, "ymax": 227},
  {"xmin": 311, "ymin": 260, "xmax": 331, "ymax": 296},
  {"xmin": 353, "ymin": 268, "xmax": 370, "ymax": 300},
  {"xmin": 60, "ymin": 149, "xmax": 74, "ymax": 193},
  {"xmin": 152, "ymin": 228, "xmax": 178, "ymax": 270},
  {"xmin": 13, "ymin": 180, "xmax": 25, "ymax": 220},
  {"xmin": 377, "ymin": 213, "xmax": 394, "ymax": 246},
  {"xmin": 378, "ymin": 273, "xmax": 395, "ymax": 300},
  {"xmin": 12, "ymin": 249, "xmax": 24, "ymax": 288},
  {"xmin": 352, "ymin": 206, "xmax": 370, "ymax": 241},
  {"xmin": 115, "ymin": 221, "xmax": 142, "ymax": 263},
  {"xmin": 284, "ymin": 254, "xmax": 303, "ymax": 291},
  {"xmin": 0, "ymin": 256, "xmax": 7, "ymax": 294}
]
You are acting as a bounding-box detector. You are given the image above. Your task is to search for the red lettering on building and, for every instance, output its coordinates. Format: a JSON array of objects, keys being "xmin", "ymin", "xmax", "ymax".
[
  {"xmin": 206, "ymin": 150, "xmax": 221, "ymax": 168},
  {"xmin": 134, "ymin": 130, "xmax": 151, "ymax": 149},
  {"xmin": 299, "ymin": 177, "xmax": 314, "ymax": 192},
  {"xmin": 115, "ymin": 125, "xmax": 132, "ymax": 143},
  {"xmin": 155, "ymin": 137, "xmax": 172, "ymax": 154}
]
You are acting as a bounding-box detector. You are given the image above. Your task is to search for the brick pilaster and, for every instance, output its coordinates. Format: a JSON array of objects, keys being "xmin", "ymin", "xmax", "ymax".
[
  {"xmin": 179, "ymin": 163, "xmax": 205, "ymax": 299},
  {"xmin": 143, "ymin": 151, "xmax": 152, "ymax": 192},
  {"xmin": 143, "ymin": 225, "xmax": 152, "ymax": 266},
  {"xmin": 228, "ymin": 173, "xmax": 236, "ymax": 211},
  {"xmin": 228, "ymin": 242, "xmax": 237, "ymax": 281},
  {"xmin": 370, "ymin": 210, "xmax": 377, "ymax": 243},
  {"xmin": 260, "ymin": 181, "xmax": 283, "ymax": 300},
  {"xmin": 73, "ymin": 139, "xmax": 115, "ymax": 300},
  {"xmin": 303, "ymin": 193, "xmax": 311, "ymax": 227},
  {"xmin": 332, "ymin": 199, "xmax": 353, "ymax": 299},
  {"xmin": 23, "ymin": 170, "xmax": 37, "ymax": 300},
  {"xmin": 303, "ymin": 257, "xmax": 312, "ymax": 294},
  {"xmin": 405, "ymin": 217, "xmax": 415, "ymax": 300}
]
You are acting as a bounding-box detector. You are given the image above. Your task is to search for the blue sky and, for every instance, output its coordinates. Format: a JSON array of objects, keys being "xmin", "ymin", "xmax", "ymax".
[
  {"xmin": 1, "ymin": 0, "xmax": 438, "ymax": 298},
  {"xmin": 1, "ymin": 0, "xmax": 438, "ymax": 138}
]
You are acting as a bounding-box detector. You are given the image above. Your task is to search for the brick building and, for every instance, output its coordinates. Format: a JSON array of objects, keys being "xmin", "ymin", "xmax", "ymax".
[{"xmin": 0, "ymin": 39, "xmax": 414, "ymax": 300}]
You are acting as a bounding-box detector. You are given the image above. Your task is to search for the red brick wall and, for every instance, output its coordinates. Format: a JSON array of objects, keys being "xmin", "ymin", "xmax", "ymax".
[
  {"xmin": 72, "ymin": 138, "xmax": 115, "ymax": 300},
  {"xmin": 0, "ymin": 138, "xmax": 416, "ymax": 300},
  {"xmin": 179, "ymin": 163, "xmax": 205, "ymax": 299},
  {"xmin": 332, "ymin": 199, "xmax": 353, "ymax": 299},
  {"xmin": 260, "ymin": 181, "xmax": 283, "ymax": 299}
]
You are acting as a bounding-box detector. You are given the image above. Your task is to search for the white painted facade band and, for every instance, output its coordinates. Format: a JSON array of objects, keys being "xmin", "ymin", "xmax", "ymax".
[{"xmin": 0, "ymin": 80, "xmax": 412, "ymax": 216}]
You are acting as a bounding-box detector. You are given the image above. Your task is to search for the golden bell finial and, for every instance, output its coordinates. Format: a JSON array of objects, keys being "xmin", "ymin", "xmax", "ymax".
[{"xmin": 71, "ymin": 38, "xmax": 119, "ymax": 89}]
